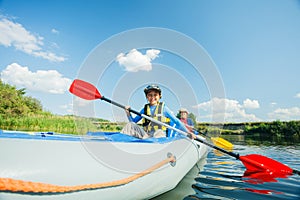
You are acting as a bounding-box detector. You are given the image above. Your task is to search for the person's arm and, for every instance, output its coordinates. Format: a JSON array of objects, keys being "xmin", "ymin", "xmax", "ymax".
[
  {"xmin": 164, "ymin": 106, "xmax": 189, "ymax": 133},
  {"xmin": 187, "ymin": 118, "xmax": 198, "ymax": 135},
  {"xmin": 125, "ymin": 106, "xmax": 143, "ymax": 123},
  {"xmin": 187, "ymin": 118, "xmax": 194, "ymax": 127}
]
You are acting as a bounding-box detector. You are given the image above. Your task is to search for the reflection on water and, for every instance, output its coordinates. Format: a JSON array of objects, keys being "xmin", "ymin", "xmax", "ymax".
[
  {"xmin": 152, "ymin": 158, "xmax": 207, "ymax": 200},
  {"xmin": 188, "ymin": 145, "xmax": 300, "ymax": 200},
  {"xmin": 223, "ymin": 134, "xmax": 300, "ymax": 146},
  {"xmin": 153, "ymin": 135, "xmax": 300, "ymax": 200}
]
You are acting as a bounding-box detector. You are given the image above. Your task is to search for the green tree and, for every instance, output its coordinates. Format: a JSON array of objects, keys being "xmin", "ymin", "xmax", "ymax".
[
  {"xmin": 188, "ymin": 112, "xmax": 197, "ymax": 125},
  {"xmin": 23, "ymin": 96, "xmax": 43, "ymax": 114},
  {"xmin": 0, "ymin": 80, "xmax": 43, "ymax": 117}
]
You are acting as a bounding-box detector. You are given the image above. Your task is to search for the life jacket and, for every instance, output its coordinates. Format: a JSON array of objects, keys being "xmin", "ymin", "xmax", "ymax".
[{"xmin": 142, "ymin": 102, "xmax": 170, "ymax": 134}]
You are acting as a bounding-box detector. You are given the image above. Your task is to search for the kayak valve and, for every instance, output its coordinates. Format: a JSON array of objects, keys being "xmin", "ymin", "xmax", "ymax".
[{"xmin": 167, "ymin": 152, "xmax": 176, "ymax": 167}]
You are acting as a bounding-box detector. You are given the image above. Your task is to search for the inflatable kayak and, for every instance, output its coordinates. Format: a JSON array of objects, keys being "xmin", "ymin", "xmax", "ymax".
[{"xmin": 0, "ymin": 130, "xmax": 208, "ymax": 200}]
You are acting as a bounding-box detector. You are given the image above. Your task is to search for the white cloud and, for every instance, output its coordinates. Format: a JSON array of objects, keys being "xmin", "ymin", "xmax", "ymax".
[
  {"xmin": 73, "ymin": 97, "xmax": 91, "ymax": 107},
  {"xmin": 51, "ymin": 28, "xmax": 59, "ymax": 34},
  {"xmin": 59, "ymin": 98, "xmax": 91, "ymax": 114},
  {"xmin": 0, "ymin": 63, "xmax": 71, "ymax": 94},
  {"xmin": 0, "ymin": 16, "xmax": 65, "ymax": 62},
  {"xmin": 243, "ymin": 98, "xmax": 260, "ymax": 109},
  {"xmin": 116, "ymin": 48, "xmax": 160, "ymax": 72},
  {"xmin": 295, "ymin": 93, "xmax": 300, "ymax": 98},
  {"xmin": 59, "ymin": 103, "xmax": 73, "ymax": 114},
  {"xmin": 194, "ymin": 97, "xmax": 260, "ymax": 122},
  {"xmin": 268, "ymin": 107, "xmax": 300, "ymax": 121}
]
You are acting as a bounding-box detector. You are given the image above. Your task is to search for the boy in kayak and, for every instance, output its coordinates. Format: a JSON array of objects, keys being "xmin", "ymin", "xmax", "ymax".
[{"xmin": 121, "ymin": 84, "xmax": 188, "ymax": 139}]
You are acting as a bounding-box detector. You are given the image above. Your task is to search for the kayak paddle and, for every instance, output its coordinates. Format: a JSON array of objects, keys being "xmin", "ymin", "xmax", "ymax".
[
  {"xmin": 69, "ymin": 79, "xmax": 300, "ymax": 176},
  {"xmin": 186, "ymin": 124, "xmax": 234, "ymax": 149},
  {"xmin": 210, "ymin": 137, "xmax": 234, "ymax": 149}
]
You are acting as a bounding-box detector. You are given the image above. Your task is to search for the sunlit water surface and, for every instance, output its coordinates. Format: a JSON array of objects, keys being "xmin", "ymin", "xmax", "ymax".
[{"xmin": 153, "ymin": 143, "xmax": 300, "ymax": 200}]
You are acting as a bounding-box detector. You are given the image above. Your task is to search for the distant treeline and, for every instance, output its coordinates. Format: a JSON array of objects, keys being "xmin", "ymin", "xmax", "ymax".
[
  {"xmin": 196, "ymin": 120, "xmax": 300, "ymax": 141},
  {"xmin": 244, "ymin": 120, "xmax": 300, "ymax": 136}
]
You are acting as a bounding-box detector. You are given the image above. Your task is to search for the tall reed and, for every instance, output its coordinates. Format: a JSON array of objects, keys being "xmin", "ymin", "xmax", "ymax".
[{"xmin": 0, "ymin": 115, "xmax": 98, "ymax": 134}]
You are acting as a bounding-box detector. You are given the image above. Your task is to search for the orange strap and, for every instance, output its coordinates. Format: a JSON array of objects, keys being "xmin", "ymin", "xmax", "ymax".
[{"xmin": 0, "ymin": 155, "xmax": 175, "ymax": 194}]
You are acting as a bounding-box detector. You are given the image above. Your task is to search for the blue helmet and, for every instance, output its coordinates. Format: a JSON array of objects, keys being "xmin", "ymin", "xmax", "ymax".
[{"xmin": 144, "ymin": 84, "xmax": 161, "ymax": 95}]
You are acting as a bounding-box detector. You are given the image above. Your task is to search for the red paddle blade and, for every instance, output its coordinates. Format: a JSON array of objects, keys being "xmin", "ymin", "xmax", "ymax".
[
  {"xmin": 239, "ymin": 154, "xmax": 293, "ymax": 174},
  {"xmin": 69, "ymin": 79, "xmax": 102, "ymax": 100}
]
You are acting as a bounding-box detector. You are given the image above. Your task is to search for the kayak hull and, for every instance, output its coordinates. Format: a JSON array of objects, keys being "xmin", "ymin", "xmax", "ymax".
[{"xmin": 0, "ymin": 131, "xmax": 208, "ymax": 199}]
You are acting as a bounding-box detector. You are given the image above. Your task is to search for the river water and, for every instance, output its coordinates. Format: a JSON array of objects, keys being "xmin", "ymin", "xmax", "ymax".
[{"xmin": 153, "ymin": 138, "xmax": 300, "ymax": 200}]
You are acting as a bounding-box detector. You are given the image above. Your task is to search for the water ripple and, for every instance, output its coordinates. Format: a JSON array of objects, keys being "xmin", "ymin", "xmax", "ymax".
[
  {"xmin": 154, "ymin": 144, "xmax": 300, "ymax": 200},
  {"xmin": 188, "ymin": 145, "xmax": 300, "ymax": 200}
]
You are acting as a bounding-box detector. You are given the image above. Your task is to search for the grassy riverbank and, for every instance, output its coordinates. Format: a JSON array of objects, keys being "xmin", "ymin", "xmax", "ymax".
[
  {"xmin": 2, "ymin": 115, "xmax": 299, "ymax": 140},
  {"xmin": 196, "ymin": 120, "xmax": 300, "ymax": 144},
  {"xmin": 0, "ymin": 114, "xmax": 94, "ymax": 134},
  {"xmin": 0, "ymin": 115, "xmax": 125, "ymax": 134}
]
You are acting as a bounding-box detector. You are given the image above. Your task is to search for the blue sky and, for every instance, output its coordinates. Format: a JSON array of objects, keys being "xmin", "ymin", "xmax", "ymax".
[{"xmin": 0, "ymin": 0, "xmax": 299, "ymax": 122}]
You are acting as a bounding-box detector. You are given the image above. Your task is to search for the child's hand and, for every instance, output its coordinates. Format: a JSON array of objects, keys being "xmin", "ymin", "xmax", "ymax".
[{"xmin": 125, "ymin": 106, "xmax": 131, "ymax": 116}]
